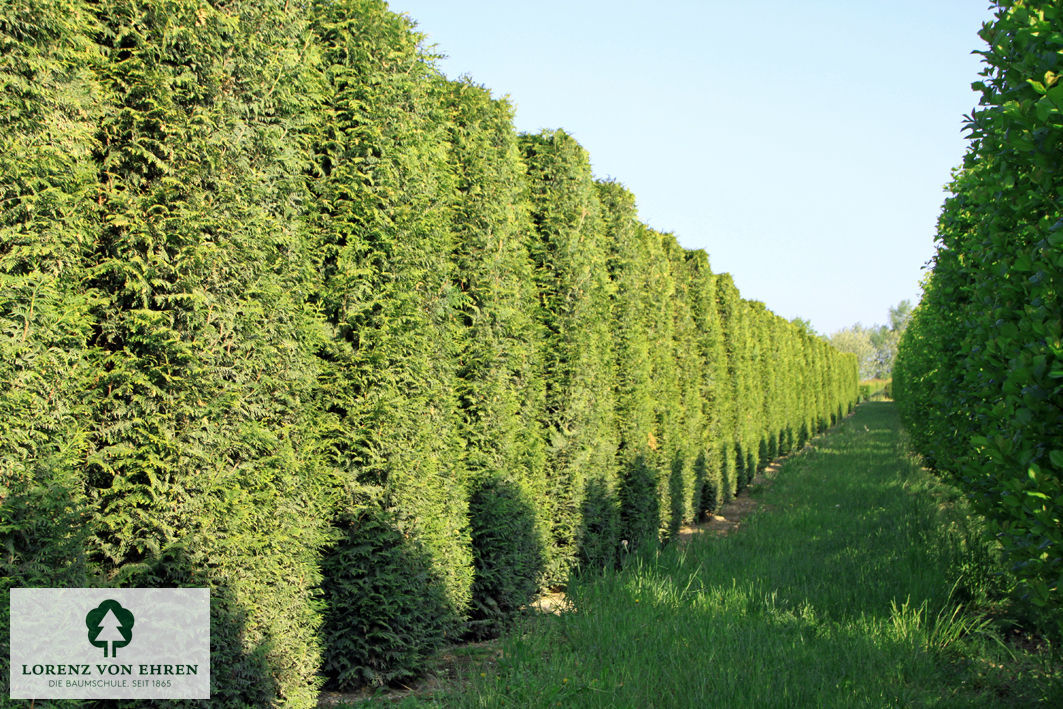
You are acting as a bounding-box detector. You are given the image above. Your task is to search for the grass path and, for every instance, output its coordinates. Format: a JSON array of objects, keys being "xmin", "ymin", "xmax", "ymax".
[{"xmin": 347, "ymin": 402, "xmax": 1061, "ymax": 707}]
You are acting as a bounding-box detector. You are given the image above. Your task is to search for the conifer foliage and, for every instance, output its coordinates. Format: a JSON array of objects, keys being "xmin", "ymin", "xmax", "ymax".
[
  {"xmin": 309, "ymin": 0, "xmax": 472, "ymax": 688},
  {"xmin": 0, "ymin": 1, "xmax": 858, "ymax": 703},
  {"xmin": 86, "ymin": 0, "xmax": 330, "ymax": 703},
  {"xmin": 0, "ymin": 0, "xmax": 104, "ymax": 686},
  {"xmin": 443, "ymin": 81, "xmax": 549, "ymax": 639},
  {"xmin": 519, "ymin": 130, "xmax": 620, "ymax": 583}
]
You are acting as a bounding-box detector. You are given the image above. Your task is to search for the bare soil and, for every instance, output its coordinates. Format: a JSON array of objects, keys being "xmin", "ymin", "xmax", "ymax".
[
  {"xmin": 676, "ymin": 457, "xmax": 785, "ymax": 544},
  {"xmin": 316, "ymin": 639, "xmax": 503, "ymax": 706}
]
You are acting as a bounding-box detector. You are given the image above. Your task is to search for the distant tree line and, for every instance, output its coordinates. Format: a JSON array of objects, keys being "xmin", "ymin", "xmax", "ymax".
[
  {"xmin": 828, "ymin": 301, "xmax": 912, "ymax": 380},
  {"xmin": 0, "ymin": 0, "xmax": 858, "ymax": 704}
]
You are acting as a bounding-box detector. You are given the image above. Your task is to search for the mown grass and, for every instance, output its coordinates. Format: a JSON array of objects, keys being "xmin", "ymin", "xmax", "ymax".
[{"xmin": 345, "ymin": 402, "xmax": 1061, "ymax": 707}]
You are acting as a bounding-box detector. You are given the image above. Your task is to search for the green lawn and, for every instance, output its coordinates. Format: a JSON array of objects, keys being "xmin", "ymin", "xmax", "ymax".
[{"xmin": 349, "ymin": 402, "xmax": 1061, "ymax": 707}]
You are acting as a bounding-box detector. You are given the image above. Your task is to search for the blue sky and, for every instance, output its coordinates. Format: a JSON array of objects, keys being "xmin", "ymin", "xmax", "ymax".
[{"xmin": 392, "ymin": 1, "xmax": 996, "ymax": 335}]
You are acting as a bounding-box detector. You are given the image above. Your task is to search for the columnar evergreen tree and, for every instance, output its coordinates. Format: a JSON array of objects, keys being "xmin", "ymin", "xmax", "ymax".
[
  {"xmin": 667, "ymin": 236, "xmax": 704, "ymax": 538},
  {"xmin": 736, "ymin": 300, "xmax": 761, "ymax": 490},
  {"xmin": 813, "ymin": 339, "xmax": 831, "ymax": 431},
  {"xmin": 598, "ymin": 180, "xmax": 654, "ymax": 561},
  {"xmin": 0, "ymin": 0, "xmax": 104, "ymax": 689},
  {"xmin": 443, "ymin": 79, "xmax": 549, "ymax": 638},
  {"xmin": 308, "ymin": 0, "xmax": 473, "ymax": 687},
  {"xmin": 645, "ymin": 230, "xmax": 682, "ymax": 539},
  {"xmin": 519, "ymin": 130, "xmax": 619, "ymax": 583},
  {"xmin": 84, "ymin": 1, "xmax": 330, "ymax": 704},
  {"xmin": 713, "ymin": 274, "xmax": 742, "ymax": 499},
  {"xmin": 766, "ymin": 315, "xmax": 788, "ymax": 455},
  {"xmin": 780, "ymin": 319, "xmax": 803, "ymax": 452},
  {"xmin": 686, "ymin": 252, "xmax": 728, "ymax": 519},
  {"xmin": 793, "ymin": 332, "xmax": 812, "ymax": 446},
  {"xmin": 749, "ymin": 302, "xmax": 776, "ymax": 468}
]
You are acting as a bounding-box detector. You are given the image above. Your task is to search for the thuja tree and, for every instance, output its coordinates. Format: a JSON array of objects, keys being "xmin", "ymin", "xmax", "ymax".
[
  {"xmin": 810, "ymin": 338, "xmax": 829, "ymax": 431},
  {"xmin": 748, "ymin": 302, "xmax": 776, "ymax": 468},
  {"xmin": 309, "ymin": 0, "xmax": 472, "ymax": 687},
  {"xmin": 777, "ymin": 315, "xmax": 801, "ymax": 453},
  {"xmin": 0, "ymin": 0, "xmax": 104, "ymax": 691},
  {"xmin": 32, "ymin": 1, "xmax": 330, "ymax": 704},
  {"xmin": 641, "ymin": 229, "xmax": 682, "ymax": 540},
  {"xmin": 713, "ymin": 274, "xmax": 742, "ymax": 500},
  {"xmin": 777, "ymin": 318, "xmax": 802, "ymax": 454},
  {"xmin": 895, "ymin": 0, "xmax": 1063, "ymax": 632},
  {"xmin": 764, "ymin": 314, "xmax": 786, "ymax": 456},
  {"xmin": 663, "ymin": 234, "xmax": 702, "ymax": 539},
  {"xmin": 816, "ymin": 341, "xmax": 828, "ymax": 428},
  {"xmin": 443, "ymin": 79, "xmax": 549, "ymax": 638},
  {"xmin": 828, "ymin": 354, "xmax": 842, "ymax": 423},
  {"xmin": 597, "ymin": 180, "xmax": 652, "ymax": 561},
  {"xmin": 769, "ymin": 314, "xmax": 788, "ymax": 453},
  {"xmin": 519, "ymin": 130, "xmax": 618, "ymax": 584},
  {"xmin": 686, "ymin": 252, "xmax": 728, "ymax": 519},
  {"xmin": 734, "ymin": 300, "xmax": 762, "ymax": 490},
  {"xmin": 825, "ymin": 343, "xmax": 839, "ymax": 422},
  {"xmin": 82, "ymin": 1, "xmax": 331, "ymax": 705},
  {"xmin": 773, "ymin": 312, "xmax": 811, "ymax": 454}
]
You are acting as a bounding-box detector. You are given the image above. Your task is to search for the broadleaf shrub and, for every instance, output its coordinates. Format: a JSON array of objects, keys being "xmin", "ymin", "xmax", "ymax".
[{"xmin": 895, "ymin": 0, "xmax": 1063, "ymax": 635}]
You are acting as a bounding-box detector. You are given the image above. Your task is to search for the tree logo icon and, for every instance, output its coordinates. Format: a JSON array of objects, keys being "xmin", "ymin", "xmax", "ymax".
[{"xmin": 86, "ymin": 599, "xmax": 134, "ymax": 658}]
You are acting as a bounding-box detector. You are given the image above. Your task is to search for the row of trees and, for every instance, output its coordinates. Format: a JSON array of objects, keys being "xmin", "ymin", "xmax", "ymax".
[
  {"xmin": 827, "ymin": 301, "xmax": 912, "ymax": 380},
  {"xmin": 894, "ymin": 0, "xmax": 1062, "ymax": 636},
  {"xmin": 0, "ymin": 0, "xmax": 858, "ymax": 704}
]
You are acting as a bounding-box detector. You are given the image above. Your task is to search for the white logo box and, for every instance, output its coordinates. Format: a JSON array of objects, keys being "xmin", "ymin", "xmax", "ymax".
[{"xmin": 10, "ymin": 588, "xmax": 209, "ymax": 700}]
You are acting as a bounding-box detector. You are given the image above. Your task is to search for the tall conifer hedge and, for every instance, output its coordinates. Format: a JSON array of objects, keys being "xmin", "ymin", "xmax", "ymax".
[
  {"xmin": 686, "ymin": 253, "xmax": 729, "ymax": 519},
  {"xmin": 443, "ymin": 79, "xmax": 549, "ymax": 639},
  {"xmin": 597, "ymin": 180, "xmax": 650, "ymax": 562},
  {"xmin": 0, "ymin": 1, "xmax": 859, "ymax": 702},
  {"xmin": 84, "ymin": 1, "xmax": 329, "ymax": 703}
]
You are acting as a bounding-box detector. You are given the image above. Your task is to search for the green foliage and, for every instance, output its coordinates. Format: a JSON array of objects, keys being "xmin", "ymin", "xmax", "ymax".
[
  {"xmin": 858, "ymin": 378, "xmax": 891, "ymax": 402},
  {"xmin": 320, "ymin": 507, "xmax": 455, "ymax": 689},
  {"xmin": 830, "ymin": 324, "xmax": 879, "ymax": 379},
  {"xmin": 714, "ymin": 274, "xmax": 742, "ymax": 500},
  {"xmin": 466, "ymin": 478, "xmax": 544, "ymax": 639},
  {"xmin": 686, "ymin": 253, "xmax": 728, "ymax": 520},
  {"xmin": 598, "ymin": 181, "xmax": 657, "ymax": 557},
  {"xmin": 895, "ymin": 0, "xmax": 1063, "ymax": 636},
  {"xmin": 443, "ymin": 79, "xmax": 550, "ymax": 632},
  {"xmin": 617, "ymin": 455, "xmax": 661, "ymax": 555},
  {"xmin": 830, "ymin": 300, "xmax": 912, "ymax": 380},
  {"xmin": 0, "ymin": 0, "xmax": 860, "ymax": 699},
  {"xmin": 644, "ymin": 231, "xmax": 683, "ymax": 539},
  {"xmin": 0, "ymin": 1, "xmax": 104, "ymax": 694},
  {"xmin": 309, "ymin": 0, "xmax": 472, "ymax": 687},
  {"xmin": 664, "ymin": 235, "xmax": 702, "ymax": 539},
  {"xmin": 78, "ymin": 2, "xmax": 332, "ymax": 705},
  {"xmin": 519, "ymin": 130, "xmax": 619, "ymax": 585}
]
